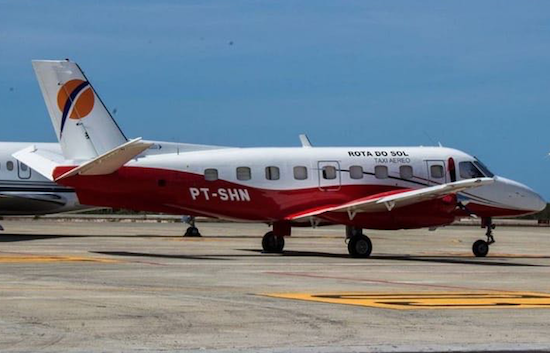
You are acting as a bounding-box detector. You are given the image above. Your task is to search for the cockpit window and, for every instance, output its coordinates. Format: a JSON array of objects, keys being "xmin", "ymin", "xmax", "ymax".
[
  {"xmin": 459, "ymin": 161, "xmax": 485, "ymax": 179},
  {"xmin": 473, "ymin": 158, "xmax": 494, "ymax": 178}
]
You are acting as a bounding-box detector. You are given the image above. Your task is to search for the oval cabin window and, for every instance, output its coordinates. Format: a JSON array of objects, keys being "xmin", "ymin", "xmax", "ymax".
[
  {"xmin": 265, "ymin": 166, "xmax": 280, "ymax": 180},
  {"xmin": 349, "ymin": 165, "xmax": 363, "ymax": 179},
  {"xmin": 374, "ymin": 165, "xmax": 388, "ymax": 179},
  {"xmin": 236, "ymin": 167, "xmax": 251, "ymax": 181},
  {"xmin": 400, "ymin": 165, "xmax": 413, "ymax": 179},
  {"xmin": 293, "ymin": 166, "xmax": 308, "ymax": 180},
  {"xmin": 204, "ymin": 168, "xmax": 218, "ymax": 181}
]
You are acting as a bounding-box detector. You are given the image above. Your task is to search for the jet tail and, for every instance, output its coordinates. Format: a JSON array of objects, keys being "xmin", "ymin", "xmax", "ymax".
[{"xmin": 32, "ymin": 60, "xmax": 128, "ymax": 161}]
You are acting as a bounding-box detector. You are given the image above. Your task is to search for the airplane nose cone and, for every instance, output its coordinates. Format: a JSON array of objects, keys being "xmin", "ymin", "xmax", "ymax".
[
  {"xmin": 531, "ymin": 192, "xmax": 547, "ymax": 213},
  {"xmin": 497, "ymin": 177, "xmax": 546, "ymax": 213}
]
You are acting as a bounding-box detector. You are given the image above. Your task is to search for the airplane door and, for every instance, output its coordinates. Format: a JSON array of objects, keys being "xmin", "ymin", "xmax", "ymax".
[
  {"xmin": 17, "ymin": 161, "xmax": 31, "ymax": 179},
  {"xmin": 318, "ymin": 161, "xmax": 341, "ymax": 191},
  {"xmin": 425, "ymin": 160, "xmax": 447, "ymax": 185}
]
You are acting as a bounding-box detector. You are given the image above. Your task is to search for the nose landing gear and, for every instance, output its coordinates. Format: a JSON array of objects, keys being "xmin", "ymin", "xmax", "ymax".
[{"xmin": 472, "ymin": 217, "xmax": 495, "ymax": 257}]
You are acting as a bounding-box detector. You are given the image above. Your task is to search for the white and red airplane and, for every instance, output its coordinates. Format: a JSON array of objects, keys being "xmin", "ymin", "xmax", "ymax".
[{"xmin": 15, "ymin": 60, "xmax": 546, "ymax": 258}]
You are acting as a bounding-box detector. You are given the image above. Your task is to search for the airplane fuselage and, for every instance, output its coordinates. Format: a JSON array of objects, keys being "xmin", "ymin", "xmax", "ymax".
[{"xmin": 53, "ymin": 145, "xmax": 545, "ymax": 229}]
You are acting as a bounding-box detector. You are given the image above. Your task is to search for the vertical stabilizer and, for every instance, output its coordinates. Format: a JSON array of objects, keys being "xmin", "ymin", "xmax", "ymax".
[{"xmin": 32, "ymin": 60, "xmax": 127, "ymax": 160}]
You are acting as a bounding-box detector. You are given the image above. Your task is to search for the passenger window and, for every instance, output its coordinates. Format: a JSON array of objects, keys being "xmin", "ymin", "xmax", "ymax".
[
  {"xmin": 20, "ymin": 163, "xmax": 28, "ymax": 172},
  {"xmin": 400, "ymin": 165, "xmax": 413, "ymax": 179},
  {"xmin": 349, "ymin": 166, "xmax": 363, "ymax": 179},
  {"xmin": 459, "ymin": 161, "xmax": 484, "ymax": 179},
  {"xmin": 204, "ymin": 168, "xmax": 218, "ymax": 181},
  {"xmin": 430, "ymin": 165, "xmax": 444, "ymax": 179},
  {"xmin": 294, "ymin": 166, "xmax": 308, "ymax": 180},
  {"xmin": 236, "ymin": 167, "xmax": 251, "ymax": 181},
  {"xmin": 265, "ymin": 166, "xmax": 280, "ymax": 180},
  {"xmin": 6, "ymin": 161, "xmax": 14, "ymax": 171},
  {"xmin": 374, "ymin": 165, "xmax": 388, "ymax": 179},
  {"xmin": 322, "ymin": 166, "xmax": 337, "ymax": 180}
]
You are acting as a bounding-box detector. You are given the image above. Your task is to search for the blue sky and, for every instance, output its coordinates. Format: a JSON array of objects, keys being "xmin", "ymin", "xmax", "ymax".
[{"xmin": 1, "ymin": 0, "xmax": 549, "ymax": 198}]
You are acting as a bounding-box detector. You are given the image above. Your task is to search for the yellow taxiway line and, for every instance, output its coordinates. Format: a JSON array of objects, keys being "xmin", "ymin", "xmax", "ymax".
[{"xmin": 263, "ymin": 291, "xmax": 550, "ymax": 310}]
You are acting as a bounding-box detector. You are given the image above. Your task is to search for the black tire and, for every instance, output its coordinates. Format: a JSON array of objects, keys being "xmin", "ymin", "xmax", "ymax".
[
  {"xmin": 262, "ymin": 231, "xmax": 285, "ymax": 253},
  {"xmin": 348, "ymin": 235, "xmax": 373, "ymax": 258},
  {"xmin": 184, "ymin": 226, "xmax": 201, "ymax": 237},
  {"xmin": 472, "ymin": 239, "xmax": 489, "ymax": 257}
]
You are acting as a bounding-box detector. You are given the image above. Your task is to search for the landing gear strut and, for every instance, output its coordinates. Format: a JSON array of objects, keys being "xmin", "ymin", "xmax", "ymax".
[
  {"xmin": 183, "ymin": 216, "xmax": 201, "ymax": 237},
  {"xmin": 472, "ymin": 217, "xmax": 495, "ymax": 257},
  {"xmin": 346, "ymin": 226, "xmax": 373, "ymax": 258}
]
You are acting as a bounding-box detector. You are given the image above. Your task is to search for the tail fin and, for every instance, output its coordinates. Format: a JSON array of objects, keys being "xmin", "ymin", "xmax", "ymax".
[{"xmin": 32, "ymin": 60, "xmax": 127, "ymax": 160}]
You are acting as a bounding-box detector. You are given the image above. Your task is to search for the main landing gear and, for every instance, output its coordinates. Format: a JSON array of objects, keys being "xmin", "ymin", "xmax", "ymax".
[
  {"xmin": 262, "ymin": 231, "xmax": 285, "ymax": 253},
  {"xmin": 346, "ymin": 226, "xmax": 373, "ymax": 258},
  {"xmin": 261, "ymin": 222, "xmax": 290, "ymax": 253},
  {"xmin": 472, "ymin": 217, "xmax": 495, "ymax": 257},
  {"xmin": 183, "ymin": 216, "xmax": 201, "ymax": 237},
  {"xmin": 259, "ymin": 223, "xmax": 375, "ymax": 258}
]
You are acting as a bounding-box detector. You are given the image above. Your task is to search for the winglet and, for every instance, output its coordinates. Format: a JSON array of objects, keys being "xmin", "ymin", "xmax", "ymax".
[{"xmin": 299, "ymin": 134, "xmax": 312, "ymax": 148}]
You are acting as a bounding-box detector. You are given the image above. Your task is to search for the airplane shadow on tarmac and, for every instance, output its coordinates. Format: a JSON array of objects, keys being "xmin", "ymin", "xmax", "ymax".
[
  {"xmin": 93, "ymin": 251, "xmax": 230, "ymax": 261},
  {"xmin": 243, "ymin": 249, "xmax": 546, "ymax": 267},
  {"xmin": 0, "ymin": 233, "xmax": 203, "ymax": 242},
  {"xmin": 0, "ymin": 234, "xmax": 83, "ymax": 242},
  {"xmin": 92, "ymin": 249, "xmax": 546, "ymax": 267}
]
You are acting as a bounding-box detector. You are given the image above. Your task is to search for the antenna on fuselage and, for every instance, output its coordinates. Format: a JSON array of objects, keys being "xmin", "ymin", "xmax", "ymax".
[{"xmin": 299, "ymin": 134, "xmax": 312, "ymax": 148}]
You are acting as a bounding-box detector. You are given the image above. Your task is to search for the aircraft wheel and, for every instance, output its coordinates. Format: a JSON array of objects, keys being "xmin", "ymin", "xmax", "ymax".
[
  {"xmin": 262, "ymin": 231, "xmax": 285, "ymax": 253},
  {"xmin": 348, "ymin": 235, "xmax": 372, "ymax": 258},
  {"xmin": 184, "ymin": 226, "xmax": 201, "ymax": 237},
  {"xmin": 472, "ymin": 239, "xmax": 489, "ymax": 257}
]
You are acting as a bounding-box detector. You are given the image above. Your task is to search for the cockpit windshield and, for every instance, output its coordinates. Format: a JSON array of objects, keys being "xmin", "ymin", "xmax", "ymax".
[
  {"xmin": 459, "ymin": 162, "xmax": 484, "ymax": 179},
  {"xmin": 459, "ymin": 158, "xmax": 494, "ymax": 179},
  {"xmin": 473, "ymin": 158, "xmax": 494, "ymax": 178}
]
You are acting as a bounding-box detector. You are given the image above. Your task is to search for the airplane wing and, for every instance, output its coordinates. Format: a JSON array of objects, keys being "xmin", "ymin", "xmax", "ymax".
[{"xmin": 286, "ymin": 177, "xmax": 494, "ymax": 221}]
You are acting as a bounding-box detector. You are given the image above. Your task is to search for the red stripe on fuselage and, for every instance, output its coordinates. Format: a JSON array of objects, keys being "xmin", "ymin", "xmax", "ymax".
[{"xmin": 52, "ymin": 166, "xmax": 531, "ymax": 228}]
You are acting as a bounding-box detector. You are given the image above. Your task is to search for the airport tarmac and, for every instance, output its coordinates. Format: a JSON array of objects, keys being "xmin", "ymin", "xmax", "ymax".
[{"xmin": 0, "ymin": 220, "xmax": 550, "ymax": 352}]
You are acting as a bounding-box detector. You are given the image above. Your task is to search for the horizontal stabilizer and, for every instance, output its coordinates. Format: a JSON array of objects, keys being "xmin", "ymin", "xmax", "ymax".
[
  {"xmin": 55, "ymin": 138, "xmax": 153, "ymax": 181},
  {"xmin": 287, "ymin": 177, "xmax": 495, "ymax": 221},
  {"xmin": 12, "ymin": 145, "xmax": 64, "ymax": 181}
]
